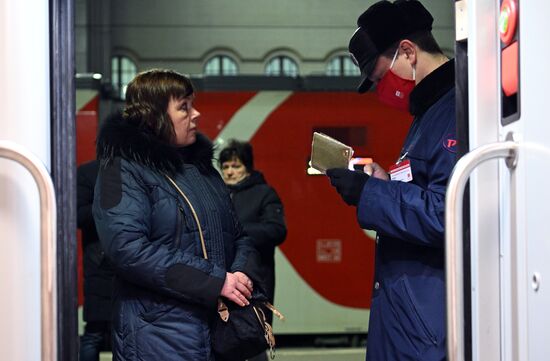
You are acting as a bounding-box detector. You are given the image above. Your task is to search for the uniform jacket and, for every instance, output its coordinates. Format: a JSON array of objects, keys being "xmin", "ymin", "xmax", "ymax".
[
  {"xmin": 77, "ymin": 159, "xmax": 114, "ymax": 323},
  {"xmin": 357, "ymin": 60, "xmax": 456, "ymax": 361},
  {"xmin": 92, "ymin": 115, "xmax": 259, "ymax": 361},
  {"xmin": 227, "ymin": 170, "xmax": 287, "ymax": 305}
]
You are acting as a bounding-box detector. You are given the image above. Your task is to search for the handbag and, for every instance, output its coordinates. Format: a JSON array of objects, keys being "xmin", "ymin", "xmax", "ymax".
[{"xmin": 165, "ymin": 175, "xmax": 284, "ymax": 360}]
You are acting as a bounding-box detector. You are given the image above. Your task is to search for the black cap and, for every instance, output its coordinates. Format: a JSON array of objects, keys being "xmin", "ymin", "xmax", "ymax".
[{"xmin": 349, "ymin": 0, "xmax": 434, "ymax": 93}]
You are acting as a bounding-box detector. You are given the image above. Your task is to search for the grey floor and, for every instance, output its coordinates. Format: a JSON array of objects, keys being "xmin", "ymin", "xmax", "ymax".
[{"xmin": 100, "ymin": 348, "xmax": 366, "ymax": 361}]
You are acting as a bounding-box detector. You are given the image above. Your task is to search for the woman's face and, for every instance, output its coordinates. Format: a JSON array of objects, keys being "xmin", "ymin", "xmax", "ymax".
[
  {"xmin": 167, "ymin": 95, "xmax": 200, "ymax": 146},
  {"xmin": 221, "ymin": 157, "xmax": 250, "ymax": 185}
]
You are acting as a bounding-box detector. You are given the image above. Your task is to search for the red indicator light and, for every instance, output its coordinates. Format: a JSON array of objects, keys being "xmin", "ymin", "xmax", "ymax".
[{"xmin": 499, "ymin": 0, "xmax": 518, "ymax": 45}]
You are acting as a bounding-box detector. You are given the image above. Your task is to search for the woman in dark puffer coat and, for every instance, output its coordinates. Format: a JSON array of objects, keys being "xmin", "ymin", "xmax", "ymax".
[
  {"xmin": 219, "ymin": 140, "xmax": 287, "ymax": 315},
  {"xmin": 92, "ymin": 69, "xmax": 259, "ymax": 361},
  {"xmin": 219, "ymin": 141, "xmax": 287, "ymax": 361}
]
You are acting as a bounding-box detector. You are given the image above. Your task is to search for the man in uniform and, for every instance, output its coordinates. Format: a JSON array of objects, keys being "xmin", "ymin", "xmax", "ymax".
[{"xmin": 326, "ymin": 1, "xmax": 456, "ymax": 360}]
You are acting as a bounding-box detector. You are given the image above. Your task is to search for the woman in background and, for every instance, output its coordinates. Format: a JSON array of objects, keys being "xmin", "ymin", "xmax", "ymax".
[{"xmin": 219, "ymin": 140, "xmax": 287, "ymax": 330}]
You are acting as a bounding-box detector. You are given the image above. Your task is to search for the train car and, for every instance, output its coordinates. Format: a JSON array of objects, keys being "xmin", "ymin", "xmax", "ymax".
[
  {"xmin": 75, "ymin": 76, "xmax": 101, "ymax": 313},
  {"xmin": 71, "ymin": 86, "xmax": 412, "ymax": 340},
  {"xmin": 194, "ymin": 89, "xmax": 411, "ymax": 337}
]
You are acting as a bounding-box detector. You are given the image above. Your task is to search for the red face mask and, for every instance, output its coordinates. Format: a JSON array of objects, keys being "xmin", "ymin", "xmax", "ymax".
[{"xmin": 375, "ymin": 49, "xmax": 416, "ymax": 113}]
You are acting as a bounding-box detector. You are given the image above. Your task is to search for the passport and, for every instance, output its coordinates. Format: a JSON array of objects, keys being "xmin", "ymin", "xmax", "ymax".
[{"xmin": 310, "ymin": 132, "xmax": 354, "ymax": 174}]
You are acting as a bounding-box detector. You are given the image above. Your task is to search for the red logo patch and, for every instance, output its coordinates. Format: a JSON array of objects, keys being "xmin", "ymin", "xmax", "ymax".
[{"xmin": 443, "ymin": 135, "xmax": 457, "ymax": 153}]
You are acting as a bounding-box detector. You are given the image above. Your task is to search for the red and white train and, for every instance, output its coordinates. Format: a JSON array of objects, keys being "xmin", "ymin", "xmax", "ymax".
[{"xmin": 75, "ymin": 86, "xmax": 412, "ymax": 337}]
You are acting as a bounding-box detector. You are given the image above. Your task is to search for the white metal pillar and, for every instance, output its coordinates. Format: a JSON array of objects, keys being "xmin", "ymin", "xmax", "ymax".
[
  {"xmin": 449, "ymin": 1, "xmax": 550, "ymax": 360},
  {"xmin": 0, "ymin": 1, "xmax": 52, "ymax": 360}
]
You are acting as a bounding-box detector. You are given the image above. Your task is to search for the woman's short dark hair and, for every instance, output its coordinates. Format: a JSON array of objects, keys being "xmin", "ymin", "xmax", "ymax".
[
  {"xmin": 219, "ymin": 140, "xmax": 254, "ymax": 171},
  {"xmin": 123, "ymin": 69, "xmax": 195, "ymax": 143}
]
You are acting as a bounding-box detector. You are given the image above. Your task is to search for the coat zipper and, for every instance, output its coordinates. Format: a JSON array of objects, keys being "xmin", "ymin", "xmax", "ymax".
[{"xmin": 175, "ymin": 205, "xmax": 185, "ymax": 249}]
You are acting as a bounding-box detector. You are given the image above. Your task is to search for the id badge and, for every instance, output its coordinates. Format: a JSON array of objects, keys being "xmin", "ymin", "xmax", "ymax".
[{"xmin": 389, "ymin": 159, "xmax": 413, "ymax": 182}]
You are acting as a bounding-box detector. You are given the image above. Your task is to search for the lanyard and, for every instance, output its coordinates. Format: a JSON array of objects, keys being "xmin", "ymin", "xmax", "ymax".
[{"xmin": 397, "ymin": 117, "xmax": 424, "ymax": 163}]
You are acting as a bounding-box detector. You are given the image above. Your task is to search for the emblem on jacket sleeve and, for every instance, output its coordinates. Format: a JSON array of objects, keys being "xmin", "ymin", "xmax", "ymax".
[{"xmin": 443, "ymin": 134, "xmax": 457, "ymax": 153}]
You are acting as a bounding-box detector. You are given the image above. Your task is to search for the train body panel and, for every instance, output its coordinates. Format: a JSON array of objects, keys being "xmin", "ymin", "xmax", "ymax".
[
  {"xmin": 75, "ymin": 90, "xmax": 100, "ymax": 308},
  {"xmin": 73, "ymin": 88, "xmax": 412, "ymax": 335},
  {"xmin": 196, "ymin": 90, "xmax": 412, "ymax": 333}
]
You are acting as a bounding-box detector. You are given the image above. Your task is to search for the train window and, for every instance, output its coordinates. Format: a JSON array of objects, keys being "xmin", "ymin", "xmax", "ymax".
[
  {"xmin": 326, "ymin": 55, "xmax": 360, "ymax": 76},
  {"xmin": 265, "ymin": 56, "xmax": 299, "ymax": 77},
  {"xmin": 204, "ymin": 55, "xmax": 239, "ymax": 76},
  {"xmin": 111, "ymin": 56, "xmax": 137, "ymax": 99},
  {"xmin": 313, "ymin": 126, "xmax": 366, "ymax": 147}
]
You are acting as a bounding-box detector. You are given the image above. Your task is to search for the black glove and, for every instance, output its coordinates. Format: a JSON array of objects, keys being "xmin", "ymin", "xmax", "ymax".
[{"xmin": 326, "ymin": 168, "xmax": 370, "ymax": 206}]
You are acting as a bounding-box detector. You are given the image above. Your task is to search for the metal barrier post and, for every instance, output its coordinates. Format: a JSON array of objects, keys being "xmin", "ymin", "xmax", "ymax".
[
  {"xmin": 446, "ymin": 141, "xmax": 517, "ymax": 361},
  {"xmin": 0, "ymin": 140, "xmax": 57, "ymax": 361}
]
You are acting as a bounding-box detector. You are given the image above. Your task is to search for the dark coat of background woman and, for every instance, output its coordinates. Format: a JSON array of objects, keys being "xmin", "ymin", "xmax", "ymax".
[{"xmin": 220, "ymin": 141, "xmax": 287, "ymax": 315}]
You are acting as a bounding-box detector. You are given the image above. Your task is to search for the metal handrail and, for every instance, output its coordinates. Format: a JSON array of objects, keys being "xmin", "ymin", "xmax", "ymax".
[
  {"xmin": 446, "ymin": 141, "xmax": 518, "ymax": 361},
  {"xmin": 0, "ymin": 141, "xmax": 57, "ymax": 361}
]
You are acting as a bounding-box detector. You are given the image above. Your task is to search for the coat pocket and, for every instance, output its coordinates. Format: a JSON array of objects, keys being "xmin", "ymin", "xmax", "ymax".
[
  {"xmin": 138, "ymin": 295, "xmax": 178, "ymax": 326},
  {"xmin": 388, "ymin": 276, "xmax": 438, "ymax": 353}
]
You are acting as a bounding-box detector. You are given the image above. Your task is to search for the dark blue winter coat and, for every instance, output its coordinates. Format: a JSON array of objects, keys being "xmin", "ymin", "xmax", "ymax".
[
  {"xmin": 92, "ymin": 115, "xmax": 259, "ymax": 361},
  {"xmin": 77, "ymin": 159, "xmax": 114, "ymax": 323},
  {"xmin": 357, "ymin": 60, "xmax": 456, "ymax": 361},
  {"xmin": 227, "ymin": 171, "xmax": 287, "ymax": 311}
]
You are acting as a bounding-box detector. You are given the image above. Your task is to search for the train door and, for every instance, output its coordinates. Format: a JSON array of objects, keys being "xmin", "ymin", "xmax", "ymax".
[
  {"xmin": 448, "ymin": 1, "xmax": 550, "ymax": 360},
  {"xmin": 0, "ymin": 0, "xmax": 76, "ymax": 360}
]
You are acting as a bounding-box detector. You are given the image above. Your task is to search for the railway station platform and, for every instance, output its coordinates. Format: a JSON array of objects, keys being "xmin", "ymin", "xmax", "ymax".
[{"xmin": 99, "ymin": 348, "xmax": 366, "ymax": 361}]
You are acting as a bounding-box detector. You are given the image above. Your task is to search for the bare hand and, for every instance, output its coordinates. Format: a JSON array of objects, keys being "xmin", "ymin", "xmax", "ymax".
[
  {"xmin": 364, "ymin": 162, "xmax": 389, "ymax": 180},
  {"xmin": 220, "ymin": 272, "xmax": 252, "ymax": 307},
  {"xmin": 233, "ymin": 271, "xmax": 253, "ymax": 293}
]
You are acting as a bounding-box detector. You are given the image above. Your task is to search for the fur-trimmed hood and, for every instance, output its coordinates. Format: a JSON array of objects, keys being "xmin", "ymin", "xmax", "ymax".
[{"xmin": 96, "ymin": 112, "xmax": 215, "ymax": 175}]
